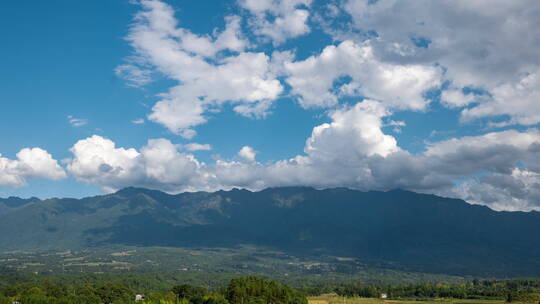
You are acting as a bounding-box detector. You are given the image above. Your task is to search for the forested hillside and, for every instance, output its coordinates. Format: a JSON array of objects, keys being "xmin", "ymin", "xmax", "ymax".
[{"xmin": 1, "ymin": 187, "xmax": 539, "ymax": 277}]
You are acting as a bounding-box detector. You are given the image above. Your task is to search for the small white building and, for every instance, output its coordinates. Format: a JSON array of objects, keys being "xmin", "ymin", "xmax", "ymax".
[
  {"xmin": 380, "ymin": 293, "xmax": 388, "ymax": 299},
  {"xmin": 135, "ymin": 294, "xmax": 145, "ymax": 302}
]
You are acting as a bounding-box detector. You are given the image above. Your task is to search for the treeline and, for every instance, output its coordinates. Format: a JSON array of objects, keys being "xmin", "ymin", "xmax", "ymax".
[
  {"xmin": 3, "ymin": 274, "xmax": 540, "ymax": 304},
  {"xmin": 334, "ymin": 279, "xmax": 540, "ymax": 302},
  {"xmin": 0, "ymin": 276, "xmax": 307, "ymax": 304}
]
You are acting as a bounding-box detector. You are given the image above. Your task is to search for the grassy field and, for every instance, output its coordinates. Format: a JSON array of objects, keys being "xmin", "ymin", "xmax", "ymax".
[{"xmin": 308, "ymin": 295, "xmax": 525, "ymax": 304}]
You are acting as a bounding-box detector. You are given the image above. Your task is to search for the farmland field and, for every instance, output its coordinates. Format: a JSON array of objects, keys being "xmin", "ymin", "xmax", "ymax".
[
  {"xmin": 0, "ymin": 246, "xmax": 466, "ymax": 288},
  {"xmin": 308, "ymin": 296, "xmax": 530, "ymax": 304}
]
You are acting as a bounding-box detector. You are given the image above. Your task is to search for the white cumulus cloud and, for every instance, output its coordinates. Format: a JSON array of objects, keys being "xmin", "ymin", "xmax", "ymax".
[
  {"xmin": 285, "ymin": 40, "xmax": 442, "ymax": 110},
  {"xmin": 240, "ymin": 0, "xmax": 312, "ymax": 45},
  {"xmin": 238, "ymin": 146, "xmax": 257, "ymax": 162},
  {"xmin": 64, "ymin": 101, "xmax": 540, "ymax": 211},
  {"xmin": 340, "ymin": 0, "xmax": 540, "ymax": 127},
  {"xmin": 98, "ymin": 0, "xmax": 540, "ymax": 212},
  {"xmin": 119, "ymin": 0, "xmax": 282, "ymax": 138},
  {"xmin": 0, "ymin": 148, "xmax": 66, "ymax": 187}
]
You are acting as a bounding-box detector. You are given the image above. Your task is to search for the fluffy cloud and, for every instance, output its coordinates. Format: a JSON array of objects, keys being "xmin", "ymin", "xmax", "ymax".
[
  {"xmin": 67, "ymin": 135, "xmax": 203, "ymax": 192},
  {"xmin": 67, "ymin": 101, "xmax": 390, "ymax": 193},
  {"xmin": 461, "ymin": 72, "xmax": 540, "ymax": 125},
  {"xmin": 120, "ymin": 0, "xmax": 540, "ymax": 134},
  {"xmin": 284, "ymin": 40, "xmax": 442, "ymax": 109},
  {"xmin": 0, "ymin": 148, "xmax": 66, "ymax": 187},
  {"xmin": 67, "ymin": 135, "xmax": 140, "ymax": 185},
  {"xmin": 138, "ymin": 139, "xmax": 202, "ymax": 188},
  {"xmin": 340, "ymin": 0, "xmax": 540, "ymax": 126},
  {"xmin": 238, "ymin": 146, "xmax": 257, "ymax": 162},
  {"xmin": 306, "ymin": 100, "xmax": 398, "ymax": 159},
  {"xmin": 63, "ymin": 100, "xmax": 540, "ymax": 211},
  {"xmin": 440, "ymin": 89, "xmax": 480, "ymax": 109},
  {"xmin": 240, "ymin": 0, "xmax": 312, "ymax": 45},
  {"xmin": 452, "ymin": 168, "xmax": 540, "ymax": 212},
  {"xmin": 120, "ymin": 0, "xmax": 282, "ymax": 138},
  {"xmin": 120, "ymin": 1, "xmax": 443, "ymax": 137},
  {"xmin": 101, "ymin": 0, "xmax": 540, "ymax": 211}
]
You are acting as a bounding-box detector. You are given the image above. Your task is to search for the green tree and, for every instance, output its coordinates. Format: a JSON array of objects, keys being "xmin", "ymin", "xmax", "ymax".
[
  {"xmin": 203, "ymin": 295, "xmax": 229, "ymax": 304},
  {"xmin": 94, "ymin": 283, "xmax": 133, "ymax": 304},
  {"xmin": 171, "ymin": 284, "xmax": 208, "ymax": 301},
  {"xmin": 506, "ymin": 292, "xmax": 513, "ymax": 303},
  {"xmin": 226, "ymin": 276, "xmax": 307, "ymax": 304}
]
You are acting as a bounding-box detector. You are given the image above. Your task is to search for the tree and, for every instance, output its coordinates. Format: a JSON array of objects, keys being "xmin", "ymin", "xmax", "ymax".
[
  {"xmin": 171, "ymin": 284, "xmax": 208, "ymax": 301},
  {"xmin": 94, "ymin": 283, "xmax": 133, "ymax": 304},
  {"xmin": 226, "ymin": 276, "xmax": 307, "ymax": 304},
  {"xmin": 203, "ymin": 295, "xmax": 229, "ymax": 304}
]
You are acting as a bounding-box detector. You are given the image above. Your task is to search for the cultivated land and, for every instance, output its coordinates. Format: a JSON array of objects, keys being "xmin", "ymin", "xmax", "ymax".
[
  {"xmin": 308, "ymin": 296, "xmax": 534, "ymax": 304},
  {"xmin": 0, "ymin": 246, "xmax": 465, "ymax": 288}
]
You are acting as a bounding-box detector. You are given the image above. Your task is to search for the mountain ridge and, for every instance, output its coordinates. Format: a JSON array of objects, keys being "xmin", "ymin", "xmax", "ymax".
[
  {"xmin": 1, "ymin": 186, "xmax": 539, "ymax": 277},
  {"xmin": 4, "ymin": 186, "xmax": 537, "ymax": 215}
]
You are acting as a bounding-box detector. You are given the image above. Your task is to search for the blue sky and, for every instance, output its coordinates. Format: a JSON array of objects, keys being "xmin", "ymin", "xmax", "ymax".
[{"xmin": 1, "ymin": 0, "xmax": 540, "ymax": 211}]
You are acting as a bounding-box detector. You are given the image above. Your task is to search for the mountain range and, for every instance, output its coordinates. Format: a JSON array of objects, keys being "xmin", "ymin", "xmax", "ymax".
[{"xmin": 1, "ymin": 187, "xmax": 539, "ymax": 277}]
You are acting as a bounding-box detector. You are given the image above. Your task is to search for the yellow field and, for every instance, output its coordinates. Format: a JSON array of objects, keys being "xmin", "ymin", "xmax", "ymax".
[{"xmin": 308, "ymin": 294, "xmax": 528, "ymax": 304}]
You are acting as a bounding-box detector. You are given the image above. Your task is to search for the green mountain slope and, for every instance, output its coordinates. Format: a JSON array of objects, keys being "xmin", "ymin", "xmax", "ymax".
[{"xmin": 1, "ymin": 187, "xmax": 539, "ymax": 277}]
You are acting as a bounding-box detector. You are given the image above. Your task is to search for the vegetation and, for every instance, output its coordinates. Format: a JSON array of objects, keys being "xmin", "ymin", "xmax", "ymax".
[
  {"xmin": 2, "ymin": 187, "xmax": 540, "ymax": 277},
  {"xmin": 0, "ymin": 276, "xmax": 307, "ymax": 304},
  {"xmin": 307, "ymin": 296, "xmax": 536, "ymax": 304},
  {"xmin": 0, "ymin": 247, "xmax": 466, "ymax": 288},
  {"xmin": 2, "ymin": 273, "xmax": 540, "ymax": 304},
  {"xmin": 332, "ymin": 279, "xmax": 540, "ymax": 302},
  {"xmin": 225, "ymin": 276, "xmax": 307, "ymax": 304}
]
